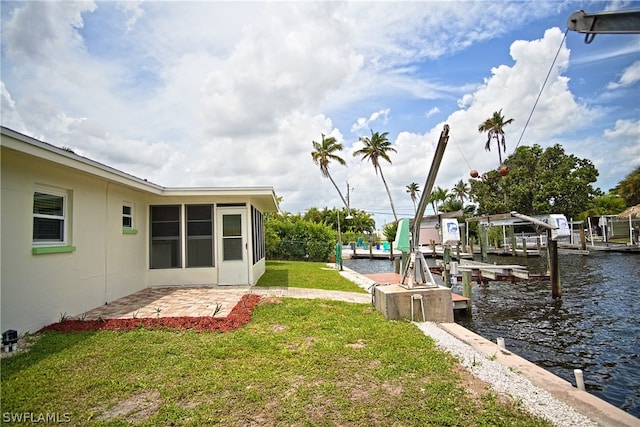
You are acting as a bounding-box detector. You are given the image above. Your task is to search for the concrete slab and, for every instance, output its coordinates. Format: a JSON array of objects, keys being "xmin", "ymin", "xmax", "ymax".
[{"xmin": 374, "ymin": 284, "xmax": 454, "ymax": 322}]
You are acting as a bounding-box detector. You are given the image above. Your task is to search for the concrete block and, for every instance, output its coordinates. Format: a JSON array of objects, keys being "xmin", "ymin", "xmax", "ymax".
[{"xmin": 374, "ymin": 284, "xmax": 453, "ymax": 322}]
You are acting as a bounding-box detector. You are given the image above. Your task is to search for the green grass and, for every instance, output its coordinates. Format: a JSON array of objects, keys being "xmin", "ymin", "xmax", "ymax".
[
  {"xmin": 1, "ymin": 299, "xmax": 550, "ymax": 426},
  {"xmin": 256, "ymin": 260, "xmax": 368, "ymax": 293}
]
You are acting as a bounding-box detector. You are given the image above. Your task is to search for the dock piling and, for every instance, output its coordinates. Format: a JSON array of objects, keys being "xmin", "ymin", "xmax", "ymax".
[
  {"xmin": 462, "ymin": 271, "xmax": 472, "ymax": 314},
  {"xmin": 574, "ymin": 369, "xmax": 585, "ymax": 391}
]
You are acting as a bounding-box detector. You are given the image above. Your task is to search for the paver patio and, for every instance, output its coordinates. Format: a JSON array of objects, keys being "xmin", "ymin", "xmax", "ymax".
[{"xmin": 82, "ymin": 285, "xmax": 372, "ymax": 321}]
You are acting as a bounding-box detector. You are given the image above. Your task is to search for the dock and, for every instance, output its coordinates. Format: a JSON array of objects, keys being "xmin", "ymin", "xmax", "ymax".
[
  {"xmin": 342, "ymin": 246, "xmax": 473, "ymax": 260},
  {"xmin": 455, "ymin": 260, "xmax": 549, "ymax": 284}
]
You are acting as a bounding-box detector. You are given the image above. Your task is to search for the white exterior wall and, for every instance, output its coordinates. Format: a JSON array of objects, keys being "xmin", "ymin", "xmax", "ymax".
[
  {"xmin": 1, "ymin": 129, "xmax": 275, "ymax": 334},
  {"xmin": 1, "ymin": 149, "xmax": 148, "ymax": 333}
]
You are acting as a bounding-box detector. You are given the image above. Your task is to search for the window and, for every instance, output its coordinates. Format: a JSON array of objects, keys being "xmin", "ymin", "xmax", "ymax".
[
  {"xmin": 186, "ymin": 205, "xmax": 214, "ymax": 267},
  {"xmin": 251, "ymin": 206, "xmax": 264, "ymax": 265},
  {"xmin": 150, "ymin": 205, "xmax": 181, "ymax": 269},
  {"xmin": 122, "ymin": 204, "xmax": 133, "ymax": 228},
  {"xmin": 222, "ymin": 213, "xmax": 243, "ymax": 261},
  {"xmin": 33, "ymin": 189, "xmax": 67, "ymax": 245},
  {"xmin": 122, "ymin": 203, "xmax": 137, "ymax": 234}
]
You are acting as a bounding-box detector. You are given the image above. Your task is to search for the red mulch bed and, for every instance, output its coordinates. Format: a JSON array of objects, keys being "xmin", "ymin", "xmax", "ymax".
[{"xmin": 38, "ymin": 294, "xmax": 261, "ymax": 333}]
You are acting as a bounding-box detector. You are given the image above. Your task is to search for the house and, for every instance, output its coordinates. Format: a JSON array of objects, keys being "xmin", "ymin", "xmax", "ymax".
[{"xmin": 1, "ymin": 127, "xmax": 278, "ymax": 334}]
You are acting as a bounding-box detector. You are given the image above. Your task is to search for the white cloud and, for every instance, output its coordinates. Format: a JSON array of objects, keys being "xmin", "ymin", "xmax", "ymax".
[
  {"xmin": 117, "ymin": 1, "xmax": 145, "ymax": 32},
  {"xmin": 426, "ymin": 107, "xmax": 440, "ymax": 118},
  {"xmin": 607, "ymin": 60, "xmax": 640, "ymax": 89},
  {"xmin": 350, "ymin": 109, "xmax": 390, "ymax": 134},
  {"xmin": 1, "ymin": 1, "xmax": 96, "ymax": 62},
  {"xmin": 1, "ymin": 2, "xmax": 637, "ymax": 228}
]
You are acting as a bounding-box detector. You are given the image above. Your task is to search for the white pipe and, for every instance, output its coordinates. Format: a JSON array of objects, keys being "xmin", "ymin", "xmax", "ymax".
[
  {"xmin": 574, "ymin": 369, "xmax": 585, "ymax": 391},
  {"xmin": 496, "ymin": 337, "xmax": 505, "ymax": 349}
]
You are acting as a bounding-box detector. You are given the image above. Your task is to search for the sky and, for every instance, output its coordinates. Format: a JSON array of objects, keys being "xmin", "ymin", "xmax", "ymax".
[{"xmin": 2, "ymin": 1, "xmax": 639, "ymax": 228}]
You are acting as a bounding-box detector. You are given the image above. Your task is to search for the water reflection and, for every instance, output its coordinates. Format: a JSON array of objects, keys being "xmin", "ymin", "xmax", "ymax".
[{"xmin": 344, "ymin": 252, "xmax": 640, "ymax": 417}]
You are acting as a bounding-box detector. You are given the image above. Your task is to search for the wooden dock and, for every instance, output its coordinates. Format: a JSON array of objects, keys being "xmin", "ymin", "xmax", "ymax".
[{"xmin": 456, "ymin": 260, "xmax": 549, "ymax": 284}]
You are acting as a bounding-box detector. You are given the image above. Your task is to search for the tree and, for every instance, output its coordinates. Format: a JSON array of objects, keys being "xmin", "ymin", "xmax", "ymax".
[
  {"xmin": 265, "ymin": 211, "xmax": 336, "ymax": 261},
  {"xmin": 469, "ymin": 144, "xmax": 601, "ymax": 219},
  {"xmin": 478, "ymin": 109, "xmax": 514, "ymax": 165},
  {"xmin": 406, "ymin": 182, "xmax": 420, "ymax": 214},
  {"xmin": 311, "ymin": 134, "xmax": 349, "ymax": 209},
  {"xmin": 581, "ymin": 194, "xmax": 626, "ymax": 219},
  {"xmin": 452, "ymin": 179, "xmax": 470, "ymax": 204},
  {"xmin": 353, "ymin": 130, "xmax": 399, "ymax": 221},
  {"xmin": 428, "ymin": 186, "xmax": 450, "ymax": 214},
  {"xmin": 612, "ymin": 166, "xmax": 640, "ymax": 207},
  {"xmin": 303, "ymin": 207, "xmax": 375, "ymax": 235}
]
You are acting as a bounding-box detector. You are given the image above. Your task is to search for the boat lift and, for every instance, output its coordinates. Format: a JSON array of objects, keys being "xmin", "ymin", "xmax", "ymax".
[
  {"xmin": 567, "ymin": 9, "xmax": 640, "ymax": 43},
  {"xmin": 400, "ymin": 124, "xmax": 450, "ymax": 289},
  {"xmin": 466, "ymin": 211, "xmax": 570, "ymax": 297}
]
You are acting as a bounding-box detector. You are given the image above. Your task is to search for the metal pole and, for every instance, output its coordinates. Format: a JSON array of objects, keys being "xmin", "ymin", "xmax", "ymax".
[
  {"xmin": 412, "ymin": 124, "xmax": 450, "ymax": 249},
  {"xmin": 548, "ymin": 229, "xmax": 561, "ymax": 298}
]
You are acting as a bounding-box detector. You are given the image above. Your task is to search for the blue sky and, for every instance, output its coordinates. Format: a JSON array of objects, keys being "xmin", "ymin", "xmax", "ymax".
[{"xmin": 2, "ymin": 1, "xmax": 639, "ymax": 228}]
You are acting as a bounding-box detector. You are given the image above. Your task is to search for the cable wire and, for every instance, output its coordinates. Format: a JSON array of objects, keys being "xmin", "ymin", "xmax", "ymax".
[{"xmin": 514, "ymin": 28, "xmax": 569, "ymax": 151}]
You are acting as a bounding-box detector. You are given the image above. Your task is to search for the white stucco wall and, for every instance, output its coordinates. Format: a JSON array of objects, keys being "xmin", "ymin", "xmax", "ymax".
[
  {"xmin": 1, "ymin": 148, "xmax": 148, "ymax": 333},
  {"xmin": 1, "ymin": 130, "xmax": 275, "ymax": 333}
]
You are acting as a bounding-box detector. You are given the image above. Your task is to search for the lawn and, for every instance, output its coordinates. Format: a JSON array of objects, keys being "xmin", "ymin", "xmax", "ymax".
[
  {"xmin": 256, "ymin": 260, "xmax": 369, "ymax": 293},
  {"xmin": 1, "ymin": 261, "xmax": 551, "ymax": 426},
  {"xmin": 1, "ymin": 301, "xmax": 549, "ymax": 426}
]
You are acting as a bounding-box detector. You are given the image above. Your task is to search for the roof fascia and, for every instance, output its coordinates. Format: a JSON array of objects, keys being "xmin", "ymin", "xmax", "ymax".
[{"xmin": 1, "ymin": 126, "xmax": 164, "ymax": 194}]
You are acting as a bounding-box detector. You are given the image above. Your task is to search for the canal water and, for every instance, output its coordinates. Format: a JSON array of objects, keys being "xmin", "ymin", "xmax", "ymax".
[{"xmin": 344, "ymin": 252, "xmax": 640, "ymax": 418}]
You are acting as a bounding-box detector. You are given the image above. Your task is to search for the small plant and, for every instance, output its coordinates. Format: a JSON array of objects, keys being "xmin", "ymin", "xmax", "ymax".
[
  {"xmin": 78, "ymin": 312, "xmax": 87, "ymax": 321},
  {"xmin": 97, "ymin": 314, "xmax": 105, "ymax": 322},
  {"xmin": 488, "ymin": 352, "xmax": 497, "ymax": 361},
  {"xmin": 154, "ymin": 307, "xmax": 162, "ymax": 319},
  {"xmin": 132, "ymin": 311, "xmax": 139, "ymax": 319},
  {"xmin": 58, "ymin": 312, "xmax": 69, "ymax": 323},
  {"xmin": 471, "ymin": 354, "xmax": 481, "ymax": 367},
  {"xmin": 211, "ymin": 303, "xmax": 223, "ymax": 317}
]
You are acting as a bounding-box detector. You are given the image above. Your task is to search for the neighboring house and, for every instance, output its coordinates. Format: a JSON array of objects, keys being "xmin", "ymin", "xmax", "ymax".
[{"xmin": 1, "ymin": 127, "xmax": 278, "ymax": 334}]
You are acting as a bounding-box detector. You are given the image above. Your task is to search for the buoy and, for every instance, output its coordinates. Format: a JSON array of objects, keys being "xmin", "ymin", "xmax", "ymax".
[
  {"xmin": 470, "ymin": 169, "xmax": 479, "ymax": 178},
  {"xmin": 499, "ymin": 165, "xmax": 509, "ymax": 176}
]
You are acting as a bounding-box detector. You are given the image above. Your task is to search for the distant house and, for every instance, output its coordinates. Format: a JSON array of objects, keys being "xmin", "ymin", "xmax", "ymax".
[{"xmin": 1, "ymin": 127, "xmax": 278, "ymax": 333}]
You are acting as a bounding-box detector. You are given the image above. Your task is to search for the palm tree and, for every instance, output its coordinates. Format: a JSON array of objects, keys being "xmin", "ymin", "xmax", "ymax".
[
  {"xmin": 353, "ymin": 130, "xmax": 399, "ymax": 221},
  {"xmin": 311, "ymin": 134, "xmax": 349, "ymax": 209},
  {"xmin": 428, "ymin": 186, "xmax": 450, "ymax": 215},
  {"xmin": 478, "ymin": 109, "xmax": 514, "ymax": 165},
  {"xmin": 452, "ymin": 179, "xmax": 470, "ymax": 204},
  {"xmin": 406, "ymin": 182, "xmax": 420, "ymax": 214}
]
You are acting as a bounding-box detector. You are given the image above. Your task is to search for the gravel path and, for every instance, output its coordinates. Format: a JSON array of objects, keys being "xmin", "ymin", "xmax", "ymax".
[{"xmin": 415, "ymin": 322, "xmax": 599, "ymax": 426}]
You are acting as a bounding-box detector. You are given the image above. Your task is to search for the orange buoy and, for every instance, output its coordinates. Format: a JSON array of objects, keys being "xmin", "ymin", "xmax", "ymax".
[{"xmin": 470, "ymin": 169, "xmax": 479, "ymax": 178}]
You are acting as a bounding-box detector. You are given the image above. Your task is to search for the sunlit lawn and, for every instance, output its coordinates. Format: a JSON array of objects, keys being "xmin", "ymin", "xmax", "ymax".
[
  {"xmin": 256, "ymin": 260, "xmax": 368, "ymax": 293},
  {"xmin": 1, "ymin": 261, "xmax": 550, "ymax": 426},
  {"xmin": 1, "ymin": 299, "xmax": 550, "ymax": 426}
]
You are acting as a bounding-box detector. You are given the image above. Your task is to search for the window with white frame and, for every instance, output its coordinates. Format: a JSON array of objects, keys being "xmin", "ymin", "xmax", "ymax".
[
  {"xmin": 122, "ymin": 203, "xmax": 133, "ymax": 228},
  {"xmin": 33, "ymin": 187, "xmax": 68, "ymax": 245}
]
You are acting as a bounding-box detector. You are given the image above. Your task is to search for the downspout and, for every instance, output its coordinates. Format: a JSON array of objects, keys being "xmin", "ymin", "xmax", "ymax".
[{"xmin": 104, "ymin": 182, "xmax": 110, "ymax": 304}]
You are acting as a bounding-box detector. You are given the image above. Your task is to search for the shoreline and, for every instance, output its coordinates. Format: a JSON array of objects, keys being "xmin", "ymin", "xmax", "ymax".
[{"xmin": 338, "ymin": 265, "xmax": 639, "ymax": 426}]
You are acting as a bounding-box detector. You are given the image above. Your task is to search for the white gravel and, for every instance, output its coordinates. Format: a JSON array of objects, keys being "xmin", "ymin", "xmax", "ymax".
[{"xmin": 415, "ymin": 322, "xmax": 599, "ymax": 426}]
